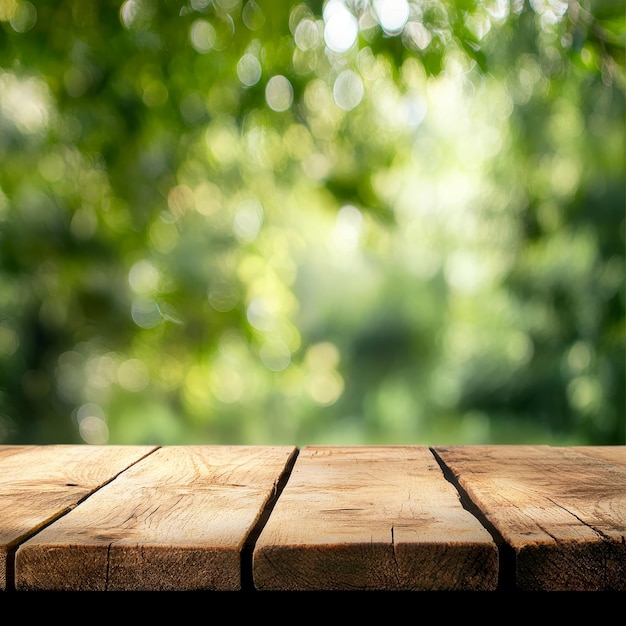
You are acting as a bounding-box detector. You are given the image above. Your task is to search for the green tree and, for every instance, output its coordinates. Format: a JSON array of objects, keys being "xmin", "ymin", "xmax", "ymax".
[{"xmin": 0, "ymin": 0, "xmax": 623, "ymax": 445}]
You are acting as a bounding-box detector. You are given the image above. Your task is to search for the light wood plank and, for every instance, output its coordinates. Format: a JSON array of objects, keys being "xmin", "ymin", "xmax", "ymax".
[
  {"xmin": 15, "ymin": 445, "xmax": 297, "ymax": 591},
  {"xmin": 0, "ymin": 445, "xmax": 33, "ymax": 461},
  {"xmin": 433, "ymin": 445, "xmax": 626, "ymax": 591},
  {"xmin": 253, "ymin": 446, "xmax": 498, "ymax": 591},
  {"xmin": 0, "ymin": 444, "xmax": 156, "ymax": 590},
  {"xmin": 568, "ymin": 445, "xmax": 626, "ymax": 469}
]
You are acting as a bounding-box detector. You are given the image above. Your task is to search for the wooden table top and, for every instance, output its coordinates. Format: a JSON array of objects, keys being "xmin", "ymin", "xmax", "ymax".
[{"xmin": 1, "ymin": 444, "xmax": 624, "ymax": 592}]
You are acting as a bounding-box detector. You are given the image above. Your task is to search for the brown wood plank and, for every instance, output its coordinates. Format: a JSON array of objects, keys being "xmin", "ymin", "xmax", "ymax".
[
  {"xmin": 0, "ymin": 445, "xmax": 33, "ymax": 461},
  {"xmin": 253, "ymin": 445, "xmax": 498, "ymax": 591},
  {"xmin": 433, "ymin": 445, "xmax": 626, "ymax": 591},
  {"xmin": 15, "ymin": 445, "xmax": 297, "ymax": 591},
  {"xmin": 1, "ymin": 444, "xmax": 156, "ymax": 591},
  {"xmin": 568, "ymin": 445, "xmax": 626, "ymax": 469}
]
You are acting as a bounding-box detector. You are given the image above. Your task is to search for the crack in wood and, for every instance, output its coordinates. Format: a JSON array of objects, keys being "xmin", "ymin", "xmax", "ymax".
[
  {"xmin": 429, "ymin": 446, "xmax": 516, "ymax": 591},
  {"xmin": 240, "ymin": 446, "xmax": 299, "ymax": 591},
  {"xmin": 546, "ymin": 496, "xmax": 615, "ymax": 543}
]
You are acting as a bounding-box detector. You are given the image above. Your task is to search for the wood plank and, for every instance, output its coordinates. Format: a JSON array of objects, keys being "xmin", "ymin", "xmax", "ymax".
[
  {"xmin": 568, "ymin": 445, "xmax": 626, "ymax": 469},
  {"xmin": 0, "ymin": 445, "xmax": 33, "ymax": 461},
  {"xmin": 253, "ymin": 446, "xmax": 498, "ymax": 591},
  {"xmin": 433, "ymin": 445, "xmax": 626, "ymax": 591},
  {"xmin": 0, "ymin": 444, "xmax": 156, "ymax": 591},
  {"xmin": 15, "ymin": 445, "xmax": 297, "ymax": 591}
]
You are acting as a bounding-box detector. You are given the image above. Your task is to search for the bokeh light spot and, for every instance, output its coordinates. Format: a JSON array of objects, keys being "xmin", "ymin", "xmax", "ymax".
[
  {"xmin": 237, "ymin": 53, "xmax": 262, "ymax": 86},
  {"xmin": 331, "ymin": 204, "xmax": 364, "ymax": 252},
  {"xmin": 131, "ymin": 298, "xmax": 162, "ymax": 329},
  {"xmin": 307, "ymin": 371, "xmax": 344, "ymax": 405},
  {"xmin": 567, "ymin": 375, "xmax": 602, "ymax": 413},
  {"xmin": 305, "ymin": 341, "xmax": 340, "ymax": 370},
  {"xmin": 265, "ymin": 75, "xmax": 294, "ymax": 112},
  {"xmin": 76, "ymin": 403, "xmax": 109, "ymax": 444},
  {"xmin": 9, "ymin": 0, "xmax": 36, "ymax": 33},
  {"xmin": 295, "ymin": 18, "xmax": 320, "ymax": 51},
  {"xmin": 142, "ymin": 80, "xmax": 168, "ymax": 107},
  {"xmin": 168, "ymin": 184, "xmax": 194, "ymax": 218},
  {"xmin": 119, "ymin": 0, "xmax": 155, "ymax": 30},
  {"xmin": 374, "ymin": 0, "xmax": 409, "ymax": 35},
  {"xmin": 323, "ymin": 0, "xmax": 358, "ymax": 53},
  {"xmin": 79, "ymin": 415, "xmax": 109, "ymax": 444},
  {"xmin": 189, "ymin": 19, "xmax": 216, "ymax": 53},
  {"xmin": 129, "ymin": 259, "xmax": 160, "ymax": 294},
  {"xmin": 333, "ymin": 69, "xmax": 364, "ymax": 111},
  {"xmin": 209, "ymin": 280, "xmax": 239, "ymax": 312},
  {"xmin": 242, "ymin": 0, "xmax": 265, "ymax": 30},
  {"xmin": 304, "ymin": 342, "xmax": 343, "ymax": 405},
  {"xmin": 0, "ymin": 72, "xmax": 51, "ymax": 134},
  {"xmin": 234, "ymin": 198, "xmax": 264, "ymax": 242},
  {"xmin": 118, "ymin": 358, "xmax": 150, "ymax": 392},
  {"xmin": 70, "ymin": 208, "xmax": 97, "ymax": 240},
  {"xmin": 404, "ymin": 21, "xmax": 432, "ymax": 50}
]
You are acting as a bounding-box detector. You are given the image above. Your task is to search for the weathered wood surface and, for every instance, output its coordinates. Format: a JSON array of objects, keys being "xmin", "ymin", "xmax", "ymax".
[
  {"xmin": 1, "ymin": 444, "xmax": 624, "ymax": 591},
  {"xmin": 433, "ymin": 445, "xmax": 626, "ymax": 591},
  {"xmin": 571, "ymin": 445, "xmax": 626, "ymax": 469},
  {"xmin": 253, "ymin": 446, "xmax": 499, "ymax": 591},
  {"xmin": 14, "ymin": 445, "xmax": 296, "ymax": 591},
  {"xmin": 0, "ymin": 445, "xmax": 34, "ymax": 461},
  {"xmin": 0, "ymin": 444, "xmax": 156, "ymax": 591}
]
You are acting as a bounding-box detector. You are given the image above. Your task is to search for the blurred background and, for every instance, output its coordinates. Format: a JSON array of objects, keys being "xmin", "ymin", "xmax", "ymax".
[{"xmin": 0, "ymin": 0, "xmax": 624, "ymax": 446}]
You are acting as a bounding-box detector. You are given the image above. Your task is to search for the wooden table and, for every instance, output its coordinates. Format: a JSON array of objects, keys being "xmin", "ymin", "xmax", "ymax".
[{"xmin": 1, "ymin": 444, "xmax": 624, "ymax": 592}]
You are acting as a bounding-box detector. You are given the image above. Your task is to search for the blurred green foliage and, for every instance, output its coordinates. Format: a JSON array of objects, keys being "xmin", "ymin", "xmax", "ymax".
[{"xmin": 0, "ymin": 0, "xmax": 624, "ymax": 446}]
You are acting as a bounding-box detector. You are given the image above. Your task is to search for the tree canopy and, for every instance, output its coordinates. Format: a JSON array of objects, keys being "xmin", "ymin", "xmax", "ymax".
[{"xmin": 0, "ymin": 0, "xmax": 624, "ymax": 446}]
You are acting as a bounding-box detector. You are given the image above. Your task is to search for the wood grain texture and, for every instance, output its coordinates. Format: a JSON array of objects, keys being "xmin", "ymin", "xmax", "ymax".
[
  {"xmin": 253, "ymin": 446, "xmax": 498, "ymax": 591},
  {"xmin": 0, "ymin": 445, "xmax": 33, "ymax": 460},
  {"xmin": 433, "ymin": 445, "xmax": 626, "ymax": 591},
  {"xmin": 15, "ymin": 445, "xmax": 296, "ymax": 591},
  {"xmin": 569, "ymin": 445, "xmax": 626, "ymax": 469},
  {"xmin": 0, "ymin": 444, "xmax": 155, "ymax": 590}
]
